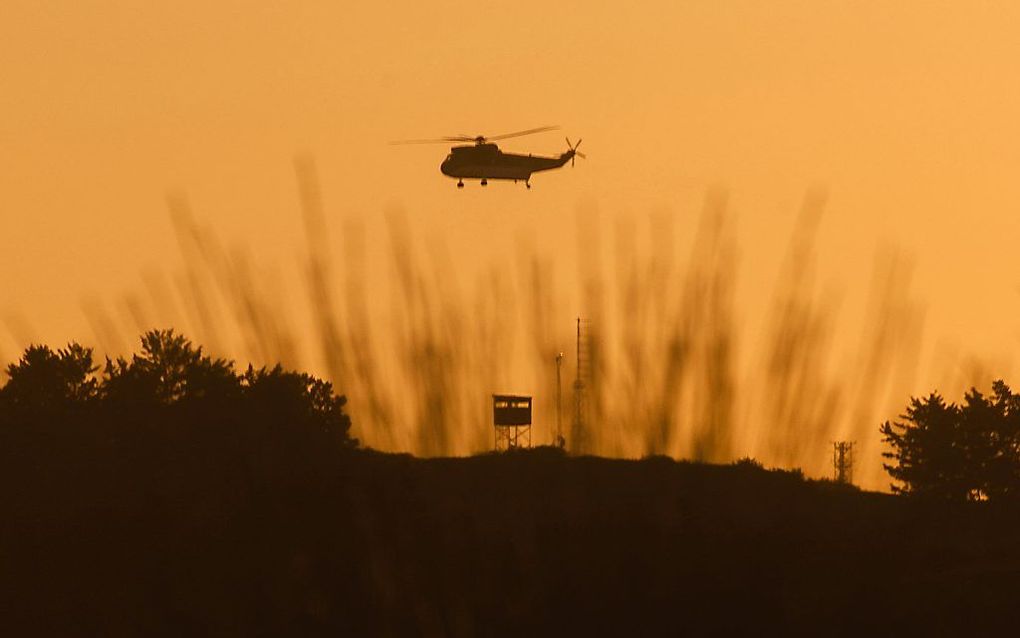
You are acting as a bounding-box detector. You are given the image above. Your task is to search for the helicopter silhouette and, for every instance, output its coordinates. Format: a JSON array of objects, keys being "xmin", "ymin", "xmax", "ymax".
[{"xmin": 391, "ymin": 125, "xmax": 584, "ymax": 189}]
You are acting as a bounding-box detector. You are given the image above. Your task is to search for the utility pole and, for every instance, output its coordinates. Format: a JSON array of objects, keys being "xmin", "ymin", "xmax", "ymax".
[{"xmin": 555, "ymin": 352, "xmax": 564, "ymax": 448}]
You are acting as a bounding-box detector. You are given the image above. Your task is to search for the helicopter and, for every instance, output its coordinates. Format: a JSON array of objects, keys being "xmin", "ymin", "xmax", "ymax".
[{"xmin": 391, "ymin": 125, "xmax": 584, "ymax": 189}]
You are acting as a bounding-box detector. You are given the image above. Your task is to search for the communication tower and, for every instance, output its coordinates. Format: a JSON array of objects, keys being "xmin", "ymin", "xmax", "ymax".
[
  {"xmin": 833, "ymin": 441, "xmax": 855, "ymax": 485},
  {"xmin": 572, "ymin": 317, "xmax": 592, "ymax": 453}
]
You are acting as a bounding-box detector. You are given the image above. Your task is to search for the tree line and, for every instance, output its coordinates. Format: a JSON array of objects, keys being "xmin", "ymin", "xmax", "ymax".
[
  {"xmin": 4, "ymin": 328, "xmax": 1020, "ymax": 504},
  {"xmin": 0, "ymin": 330, "xmax": 357, "ymax": 496}
]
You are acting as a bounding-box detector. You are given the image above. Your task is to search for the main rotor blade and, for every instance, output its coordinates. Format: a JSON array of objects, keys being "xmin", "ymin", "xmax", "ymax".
[
  {"xmin": 388, "ymin": 136, "xmax": 474, "ymax": 145},
  {"xmin": 574, "ymin": 139, "xmax": 582, "ymax": 149},
  {"xmin": 576, "ymin": 151, "xmax": 587, "ymax": 159},
  {"xmin": 486, "ymin": 125, "xmax": 561, "ymax": 142},
  {"xmin": 565, "ymin": 137, "xmax": 572, "ymax": 149}
]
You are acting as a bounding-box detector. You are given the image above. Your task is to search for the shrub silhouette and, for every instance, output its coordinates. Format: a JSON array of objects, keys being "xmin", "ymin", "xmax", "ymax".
[
  {"xmin": 881, "ymin": 380, "xmax": 1020, "ymax": 501},
  {"xmin": 241, "ymin": 363, "xmax": 356, "ymax": 449}
]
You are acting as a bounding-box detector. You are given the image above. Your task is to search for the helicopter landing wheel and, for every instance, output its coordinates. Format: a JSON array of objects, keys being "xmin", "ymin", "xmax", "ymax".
[
  {"xmin": 457, "ymin": 180, "xmax": 464, "ymax": 188},
  {"xmin": 480, "ymin": 179, "xmax": 488, "ymax": 186},
  {"xmin": 526, "ymin": 181, "xmax": 531, "ymax": 189}
]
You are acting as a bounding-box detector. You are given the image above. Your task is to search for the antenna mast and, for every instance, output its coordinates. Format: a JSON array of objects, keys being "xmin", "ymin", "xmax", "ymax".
[
  {"xmin": 572, "ymin": 317, "xmax": 591, "ymax": 453},
  {"xmin": 833, "ymin": 441, "xmax": 855, "ymax": 485}
]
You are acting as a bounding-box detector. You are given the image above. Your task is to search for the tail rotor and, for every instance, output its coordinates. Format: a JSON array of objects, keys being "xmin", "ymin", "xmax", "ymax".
[{"xmin": 565, "ymin": 137, "xmax": 587, "ymax": 167}]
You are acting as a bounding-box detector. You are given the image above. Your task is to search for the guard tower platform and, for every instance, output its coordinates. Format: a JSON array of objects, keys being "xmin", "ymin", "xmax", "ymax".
[{"xmin": 493, "ymin": 394, "xmax": 532, "ymax": 451}]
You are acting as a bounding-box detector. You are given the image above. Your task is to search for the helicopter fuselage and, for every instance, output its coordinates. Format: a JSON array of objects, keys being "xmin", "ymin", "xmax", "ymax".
[{"xmin": 440, "ymin": 143, "xmax": 571, "ymax": 184}]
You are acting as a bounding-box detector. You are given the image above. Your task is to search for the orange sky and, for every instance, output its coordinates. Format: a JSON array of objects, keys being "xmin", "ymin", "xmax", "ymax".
[{"xmin": 4, "ymin": 2, "xmax": 1020, "ymax": 481}]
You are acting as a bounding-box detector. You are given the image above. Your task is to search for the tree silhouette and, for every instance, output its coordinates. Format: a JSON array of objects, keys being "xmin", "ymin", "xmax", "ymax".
[
  {"xmin": 977, "ymin": 380, "xmax": 1020, "ymax": 500},
  {"xmin": 102, "ymin": 329, "xmax": 237, "ymax": 406},
  {"xmin": 881, "ymin": 392, "xmax": 966, "ymax": 499},
  {"xmin": 0, "ymin": 343, "xmax": 98, "ymax": 419},
  {"xmin": 882, "ymin": 381, "xmax": 1020, "ymax": 501},
  {"xmin": 0, "ymin": 330, "xmax": 356, "ymax": 469},
  {"xmin": 241, "ymin": 364, "xmax": 357, "ymax": 449}
]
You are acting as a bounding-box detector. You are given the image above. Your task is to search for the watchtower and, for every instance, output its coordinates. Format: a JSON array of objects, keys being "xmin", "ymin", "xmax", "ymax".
[{"xmin": 493, "ymin": 394, "xmax": 532, "ymax": 451}]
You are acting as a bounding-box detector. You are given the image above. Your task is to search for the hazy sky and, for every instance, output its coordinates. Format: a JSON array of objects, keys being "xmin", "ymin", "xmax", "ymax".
[{"xmin": 4, "ymin": 2, "xmax": 1020, "ymax": 412}]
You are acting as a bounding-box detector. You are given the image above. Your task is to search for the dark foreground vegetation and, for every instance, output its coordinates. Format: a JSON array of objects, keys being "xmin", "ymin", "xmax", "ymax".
[
  {"xmin": 7, "ymin": 450, "xmax": 1020, "ymax": 636},
  {"xmin": 3, "ymin": 332, "xmax": 1020, "ymax": 635}
]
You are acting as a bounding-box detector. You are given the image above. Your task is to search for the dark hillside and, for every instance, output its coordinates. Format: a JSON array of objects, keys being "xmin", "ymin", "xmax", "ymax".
[{"xmin": 4, "ymin": 446, "xmax": 1020, "ymax": 636}]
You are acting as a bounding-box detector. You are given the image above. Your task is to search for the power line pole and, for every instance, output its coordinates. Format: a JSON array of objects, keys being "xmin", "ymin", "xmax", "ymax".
[{"xmin": 555, "ymin": 352, "xmax": 565, "ymax": 448}]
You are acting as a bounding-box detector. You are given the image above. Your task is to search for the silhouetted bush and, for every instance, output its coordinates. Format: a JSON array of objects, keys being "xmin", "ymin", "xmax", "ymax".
[
  {"xmin": 881, "ymin": 380, "xmax": 1020, "ymax": 501},
  {"xmin": 732, "ymin": 456, "xmax": 764, "ymax": 470}
]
